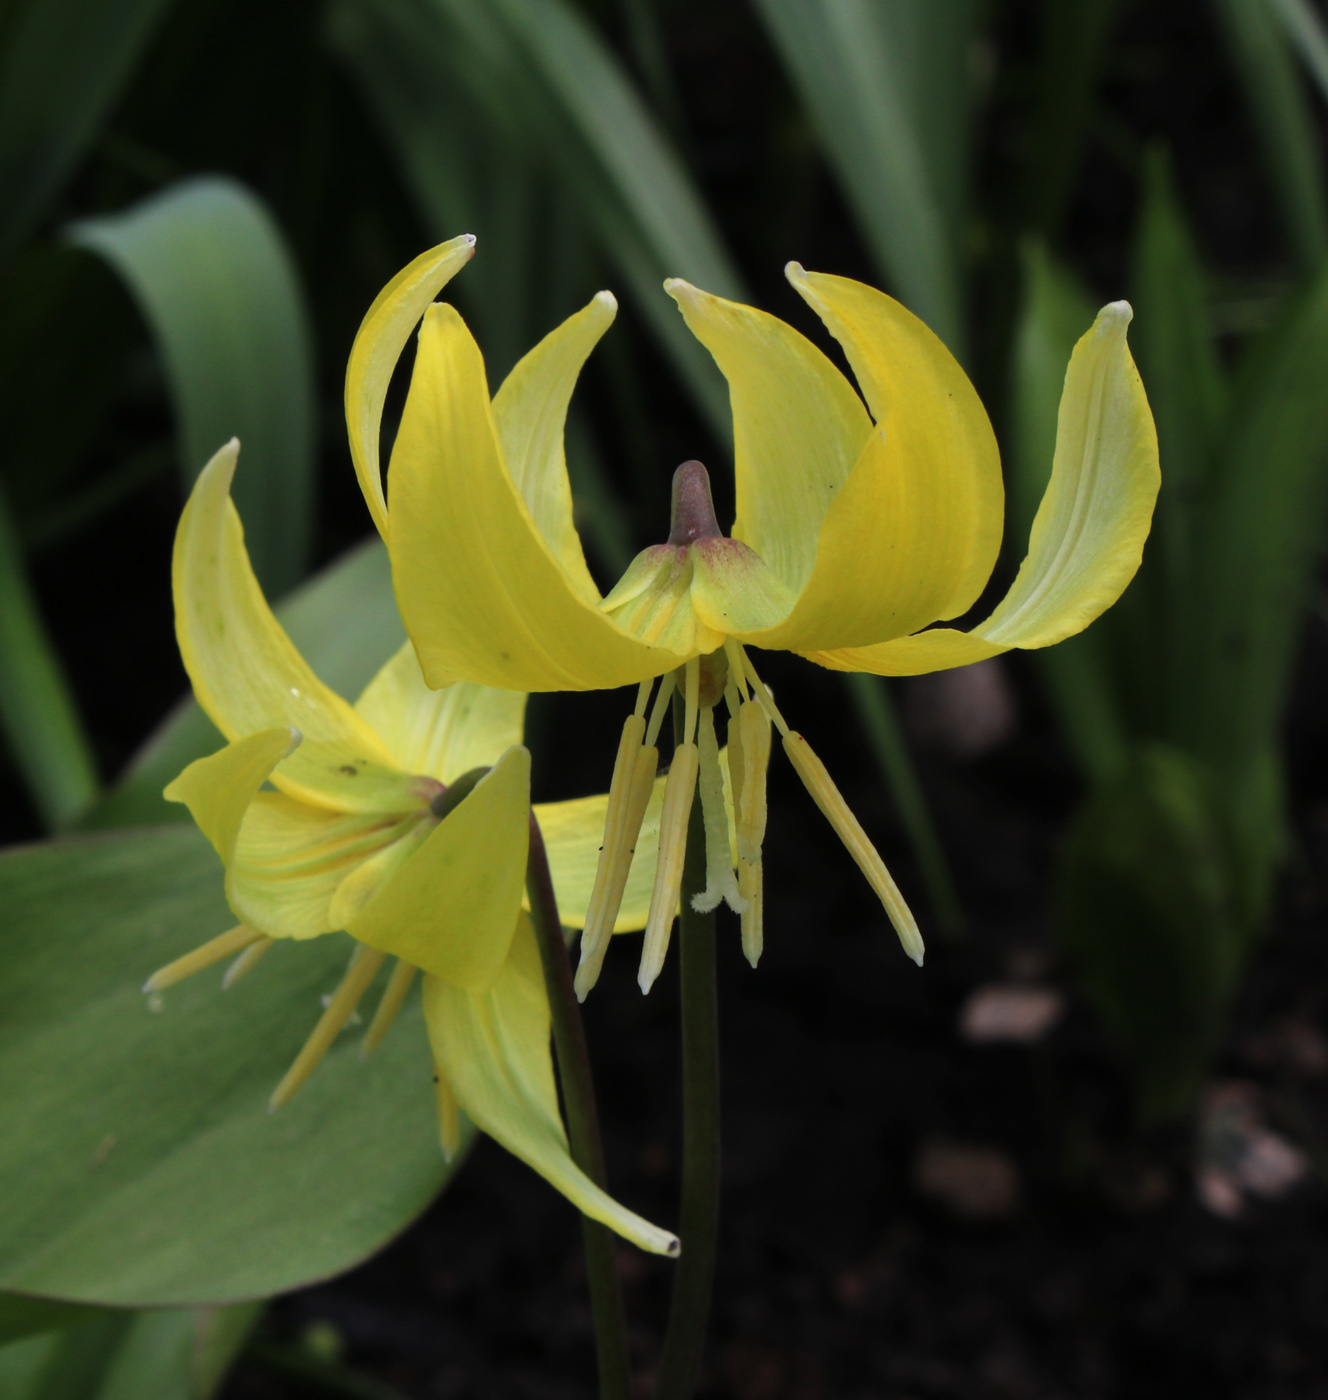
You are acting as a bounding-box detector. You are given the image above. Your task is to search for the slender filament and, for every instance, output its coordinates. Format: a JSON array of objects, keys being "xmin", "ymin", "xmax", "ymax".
[
  {"xmin": 782, "ymin": 732, "xmax": 924, "ymax": 965},
  {"xmin": 362, "ymin": 959, "xmax": 418, "ymax": 1056},
  {"xmin": 270, "ymin": 945, "xmax": 387, "ymax": 1109},
  {"xmin": 143, "ymin": 924, "xmax": 261, "ymax": 992},
  {"xmin": 223, "ymin": 936, "xmax": 275, "ymax": 988}
]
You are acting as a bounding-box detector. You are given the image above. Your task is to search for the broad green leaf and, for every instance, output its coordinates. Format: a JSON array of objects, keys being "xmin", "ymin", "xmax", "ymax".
[
  {"xmin": 67, "ymin": 177, "xmax": 317, "ymax": 596},
  {"xmin": 1212, "ymin": 0, "xmax": 1328, "ymax": 272},
  {"xmin": 79, "ymin": 536, "xmax": 403, "ymax": 831},
  {"xmin": 1188, "ymin": 262, "xmax": 1328, "ymax": 783},
  {"xmin": 0, "ymin": 483, "xmax": 99, "ymax": 828},
  {"xmin": 1009, "ymin": 243, "xmax": 1127, "ymax": 785},
  {"xmin": 329, "ymin": 0, "xmax": 740, "ymax": 435},
  {"xmin": 752, "ymin": 0, "xmax": 976, "ymax": 353},
  {"xmin": 0, "ymin": 825, "xmax": 456, "ymax": 1306},
  {"xmin": 0, "ymin": 0, "xmax": 173, "ymax": 260},
  {"xmin": 0, "ymin": 1303, "xmax": 258, "ymax": 1400},
  {"xmin": 1054, "ymin": 743, "xmax": 1250, "ymax": 1123}
]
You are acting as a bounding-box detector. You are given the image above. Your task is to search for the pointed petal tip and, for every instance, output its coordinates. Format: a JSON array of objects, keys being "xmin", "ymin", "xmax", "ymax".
[
  {"xmin": 593, "ymin": 289, "xmax": 618, "ymax": 313},
  {"xmin": 462, "ymin": 233, "xmax": 476, "ymax": 247},
  {"xmin": 662, "ymin": 277, "xmax": 695, "ymax": 302},
  {"xmin": 665, "ymin": 1233, "xmax": 681, "ymax": 1258},
  {"xmin": 1098, "ymin": 299, "xmax": 1133, "ymax": 330},
  {"xmin": 784, "ymin": 260, "xmax": 808, "ymax": 283}
]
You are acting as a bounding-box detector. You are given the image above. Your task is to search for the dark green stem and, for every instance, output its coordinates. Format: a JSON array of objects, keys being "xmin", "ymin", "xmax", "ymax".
[
  {"xmin": 654, "ymin": 696, "xmax": 721, "ymax": 1400},
  {"xmin": 526, "ymin": 812, "xmax": 632, "ymax": 1400},
  {"xmin": 843, "ymin": 671, "xmax": 965, "ymax": 939}
]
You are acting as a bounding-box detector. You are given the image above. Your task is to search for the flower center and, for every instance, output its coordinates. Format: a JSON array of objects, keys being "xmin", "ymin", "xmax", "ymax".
[{"xmin": 599, "ymin": 461, "xmax": 796, "ymax": 650}]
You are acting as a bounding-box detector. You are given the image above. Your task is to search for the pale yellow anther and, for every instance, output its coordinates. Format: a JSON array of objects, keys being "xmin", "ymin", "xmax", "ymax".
[
  {"xmin": 436, "ymin": 1066, "xmax": 462, "ymax": 1161},
  {"xmin": 638, "ymin": 740, "xmax": 699, "ymax": 993},
  {"xmin": 223, "ymin": 935, "xmax": 275, "ymax": 988},
  {"xmin": 362, "ymin": 958, "xmax": 418, "ymax": 1056},
  {"xmin": 738, "ymin": 858, "xmax": 764, "ymax": 967},
  {"xmin": 693, "ymin": 706, "xmax": 746, "ymax": 916},
  {"xmin": 143, "ymin": 924, "xmax": 262, "ymax": 993},
  {"xmin": 270, "ymin": 945, "xmax": 388, "ymax": 1109},
  {"xmin": 782, "ymin": 732, "xmax": 924, "ymax": 965},
  {"xmin": 735, "ymin": 699, "xmax": 771, "ymax": 866}
]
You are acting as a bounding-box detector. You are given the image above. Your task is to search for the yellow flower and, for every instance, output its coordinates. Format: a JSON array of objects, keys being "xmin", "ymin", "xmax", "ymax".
[
  {"xmin": 347, "ymin": 238, "xmax": 1159, "ymax": 996},
  {"xmin": 147, "ymin": 440, "xmax": 677, "ymax": 1257}
]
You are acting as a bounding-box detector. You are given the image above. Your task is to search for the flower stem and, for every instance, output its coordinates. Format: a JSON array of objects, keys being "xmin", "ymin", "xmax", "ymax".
[
  {"xmin": 653, "ymin": 695, "xmax": 721, "ymax": 1400},
  {"xmin": 526, "ymin": 811, "xmax": 632, "ymax": 1400}
]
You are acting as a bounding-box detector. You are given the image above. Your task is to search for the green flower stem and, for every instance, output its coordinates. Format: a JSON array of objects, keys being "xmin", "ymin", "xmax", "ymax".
[
  {"xmin": 526, "ymin": 811, "xmax": 632, "ymax": 1400},
  {"xmin": 654, "ymin": 696, "xmax": 721, "ymax": 1400}
]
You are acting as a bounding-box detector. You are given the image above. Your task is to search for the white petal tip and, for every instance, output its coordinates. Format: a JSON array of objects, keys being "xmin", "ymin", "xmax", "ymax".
[
  {"xmin": 1098, "ymin": 300, "xmax": 1133, "ymax": 329},
  {"xmin": 637, "ymin": 968, "xmax": 659, "ymax": 995},
  {"xmin": 784, "ymin": 261, "xmax": 807, "ymax": 282},
  {"xmin": 662, "ymin": 277, "xmax": 694, "ymax": 299},
  {"xmin": 462, "ymin": 233, "xmax": 476, "ymax": 247},
  {"xmin": 140, "ymin": 978, "xmax": 157, "ymax": 994},
  {"xmin": 593, "ymin": 289, "xmax": 618, "ymax": 312},
  {"xmin": 665, "ymin": 1235, "xmax": 681, "ymax": 1258}
]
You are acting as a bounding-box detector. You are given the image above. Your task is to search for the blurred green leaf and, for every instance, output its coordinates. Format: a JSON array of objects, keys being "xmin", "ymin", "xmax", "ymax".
[
  {"xmin": 1187, "ymin": 260, "xmax": 1328, "ymax": 784},
  {"xmin": 67, "ymin": 177, "xmax": 317, "ymax": 595},
  {"xmin": 1008, "ymin": 242, "xmax": 1127, "ymax": 785},
  {"xmin": 1124, "ymin": 149, "xmax": 1228, "ymax": 738},
  {"xmin": 330, "ymin": 0, "xmax": 741, "ymax": 435},
  {"xmin": 752, "ymin": 0, "xmax": 977, "ymax": 353},
  {"xmin": 0, "ymin": 1303, "xmax": 259, "ymax": 1400},
  {"xmin": 0, "ymin": 484, "xmax": 99, "ymax": 828},
  {"xmin": 0, "ymin": 0, "xmax": 174, "ymax": 260},
  {"xmin": 0, "ymin": 1297, "xmax": 105, "ymax": 1349},
  {"xmin": 1212, "ymin": 0, "xmax": 1328, "ymax": 272},
  {"xmin": 0, "ymin": 825, "xmax": 456, "ymax": 1306},
  {"xmin": 80, "ymin": 535, "xmax": 403, "ymax": 831},
  {"xmin": 1272, "ymin": 0, "xmax": 1328, "ymax": 102},
  {"xmin": 1018, "ymin": 0, "xmax": 1118, "ymax": 238},
  {"xmin": 1055, "ymin": 743, "xmax": 1249, "ymax": 1123}
]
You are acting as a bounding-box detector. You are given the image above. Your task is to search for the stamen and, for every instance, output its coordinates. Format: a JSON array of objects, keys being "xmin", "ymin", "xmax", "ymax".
[
  {"xmin": 644, "ymin": 672, "xmax": 676, "ymax": 748},
  {"xmin": 738, "ymin": 858, "xmax": 764, "ymax": 967},
  {"xmin": 735, "ymin": 699, "xmax": 772, "ymax": 865},
  {"xmin": 223, "ymin": 936, "xmax": 275, "ymax": 988},
  {"xmin": 362, "ymin": 959, "xmax": 418, "ymax": 1056},
  {"xmin": 723, "ymin": 677, "xmax": 742, "ymax": 720},
  {"xmin": 576, "ymin": 707, "xmax": 660, "ymax": 1000},
  {"xmin": 782, "ymin": 732, "xmax": 925, "ymax": 965},
  {"xmin": 143, "ymin": 924, "xmax": 262, "ymax": 993},
  {"xmin": 723, "ymin": 638, "xmax": 751, "ymax": 702},
  {"xmin": 436, "ymin": 1067, "xmax": 462, "ymax": 1160},
  {"xmin": 692, "ymin": 706, "xmax": 746, "ymax": 916},
  {"xmin": 733, "ymin": 644, "xmax": 789, "ymax": 733},
  {"xmin": 270, "ymin": 945, "xmax": 388, "ymax": 1109},
  {"xmin": 633, "ymin": 677, "xmax": 653, "ymax": 719},
  {"xmin": 638, "ymin": 740, "xmax": 699, "ymax": 993},
  {"xmin": 683, "ymin": 656, "xmax": 700, "ymax": 742}
]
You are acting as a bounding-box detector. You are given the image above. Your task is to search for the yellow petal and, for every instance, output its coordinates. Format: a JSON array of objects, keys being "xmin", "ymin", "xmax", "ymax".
[
  {"xmin": 347, "ymin": 746, "xmax": 531, "ymax": 989},
  {"xmin": 665, "ymin": 278, "xmax": 872, "ymax": 598},
  {"xmin": 740, "ymin": 425, "xmax": 998, "ymax": 651},
  {"xmin": 388, "ymin": 303, "xmax": 684, "ymax": 692},
  {"xmin": 175, "ymin": 444, "xmax": 411, "ymax": 812},
  {"xmin": 345, "ymin": 235, "xmax": 476, "ymax": 538},
  {"xmin": 532, "ymin": 772, "xmax": 666, "ymax": 931},
  {"xmin": 164, "ymin": 727, "xmax": 298, "ymax": 865},
  {"xmin": 423, "ymin": 918, "xmax": 679, "ymax": 1256},
  {"xmin": 786, "ymin": 265, "xmax": 1004, "ymax": 623},
  {"xmin": 491, "ymin": 293, "xmax": 616, "ymax": 605},
  {"xmin": 229, "ymin": 793, "xmax": 424, "ymax": 939},
  {"xmin": 354, "ymin": 642, "xmax": 528, "ymax": 781},
  {"xmin": 811, "ymin": 303, "xmax": 1159, "ymax": 676}
]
